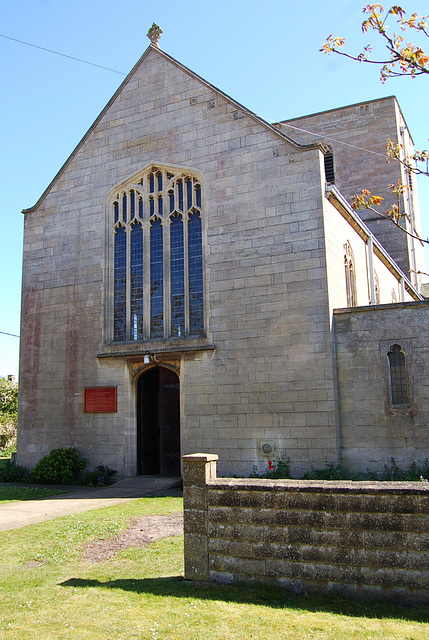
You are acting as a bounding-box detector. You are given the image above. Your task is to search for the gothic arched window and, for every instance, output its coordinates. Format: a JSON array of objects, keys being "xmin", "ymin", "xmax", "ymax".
[
  {"xmin": 112, "ymin": 166, "xmax": 204, "ymax": 342},
  {"xmin": 344, "ymin": 241, "xmax": 357, "ymax": 307},
  {"xmin": 387, "ymin": 344, "xmax": 409, "ymax": 406},
  {"xmin": 374, "ymin": 270, "xmax": 380, "ymax": 304}
]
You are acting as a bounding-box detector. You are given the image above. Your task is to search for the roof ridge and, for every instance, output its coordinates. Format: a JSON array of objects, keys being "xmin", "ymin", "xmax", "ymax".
[{"xmin": 23, "ymin": 44, "xmax": 323, "ymax": 214}]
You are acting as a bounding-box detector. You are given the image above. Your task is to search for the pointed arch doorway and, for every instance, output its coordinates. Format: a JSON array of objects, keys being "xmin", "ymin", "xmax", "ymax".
[{"xmin": 137, "ymin": 367, "xmax": 181, "ymax": 476}]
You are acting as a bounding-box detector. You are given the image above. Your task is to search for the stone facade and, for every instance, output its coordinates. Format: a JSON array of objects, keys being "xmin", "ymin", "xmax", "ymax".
[
  {"xmin": 335, "ymin": 301, "xmax": 429, "ymax": 471},
  {"xmin": 280, "ymin": 97, "xmax": 425, "ymax": 288},
  {"xmin": 17, "ymin": 43, "xmax": 428, "ymax": 478},
  {"xmin": 183, "ymin": 454, "xmax": 429, "ymax": 604}
]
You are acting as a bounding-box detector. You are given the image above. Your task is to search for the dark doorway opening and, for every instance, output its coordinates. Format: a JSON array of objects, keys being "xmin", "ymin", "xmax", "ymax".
[{"xmin": 137, "ymin": 367, "xmax": 181, "ymax": 476}]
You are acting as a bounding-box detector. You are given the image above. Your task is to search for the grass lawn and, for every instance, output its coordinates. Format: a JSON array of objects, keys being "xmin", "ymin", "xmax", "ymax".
[
  {"xmin": 0, "ymin": 496, "xmax": 428, "ymax": 639},
  {"xmin": 0, "ymin": 485, "xmax": 65, "ymax": 504}
]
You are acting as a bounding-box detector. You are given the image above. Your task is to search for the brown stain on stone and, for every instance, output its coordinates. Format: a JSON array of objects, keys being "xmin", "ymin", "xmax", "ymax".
[
  {"xmin": 19, "ymin": 290, "xmax": 42, "ymax": 438},
  {"xmin": 64, "ymin": 287, "xmax": 79, "ymax": 446}
]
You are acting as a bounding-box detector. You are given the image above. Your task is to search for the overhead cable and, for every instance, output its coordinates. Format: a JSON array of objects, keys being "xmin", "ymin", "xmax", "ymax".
[
  {"xmin": 0, "ymin": 33, "xmax": 414, "ymax": 173},
  {"xmin": 0, "ymin": 33, "xmax": 126, "ymax": 75}
]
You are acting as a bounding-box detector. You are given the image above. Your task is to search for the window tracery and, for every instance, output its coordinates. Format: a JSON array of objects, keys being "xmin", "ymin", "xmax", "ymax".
[{"xmin": 112, "ymin": 166, "xmax": 204, "ymax": 342}]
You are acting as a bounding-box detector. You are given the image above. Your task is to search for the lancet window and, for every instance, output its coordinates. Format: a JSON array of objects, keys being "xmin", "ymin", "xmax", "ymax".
[
  {"xmin": 344, "ymin": 241, "xmax": 357, "ymax": 307},
  {"xmin": 387, "ymin": 344, "xmax": 409, "ymax": 406},
  {"xmin": 112, "ymin": 166, "xmax": 204, "ymax": 342},
  {"xmin": 374, "ymin": 270, "xmax": 380, "ymax": 304}
]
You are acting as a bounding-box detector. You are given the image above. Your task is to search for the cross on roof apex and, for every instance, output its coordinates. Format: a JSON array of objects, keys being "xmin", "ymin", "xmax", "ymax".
[{"xmin": 147, "ymin": 23, "xmax": 163, "ymax": 47}]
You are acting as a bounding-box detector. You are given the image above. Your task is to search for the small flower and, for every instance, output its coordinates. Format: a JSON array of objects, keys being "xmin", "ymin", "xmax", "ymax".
[{"xmin": 268, "ymin": 461, "xmax": 274, "ymax": 470}]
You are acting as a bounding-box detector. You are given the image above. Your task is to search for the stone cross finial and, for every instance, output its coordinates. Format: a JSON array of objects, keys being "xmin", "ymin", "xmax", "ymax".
[{"xmin": 147, "ymin": 23, "xmax": 163, "ymax": 47}]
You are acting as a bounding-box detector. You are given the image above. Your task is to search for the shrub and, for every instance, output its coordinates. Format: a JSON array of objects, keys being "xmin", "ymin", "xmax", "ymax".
[
  {"xmin": 0, "ymin": 459, "xmax": 31, "ymax": 483},
  {"xmin": 81, "ymin": 465, "xmax": 117, "ymax": 487},
  {"xmin": 251, "ymin": 454, "xmax": 291, "ymax": 479},
  {"xmin": 31, "ymin": 447, "xmax": 86, "ymax": 485},
  {"xmin": 250, "ymin": 454, "xmax": 429, "ymax": 482},
  {"xmin": 303, "ymin": 456, "xmax": 349, "ymax": 481},
  {"xmin": 0, "ymin": 422, "xmax": 17, "ymax": 453},
  {"xmin": 379, "ymin": 457, "xmax": 429, "ymax": 482},
  {"xmin": 0, "ymin": 378, "xmax": 18, "ymax": 454}
]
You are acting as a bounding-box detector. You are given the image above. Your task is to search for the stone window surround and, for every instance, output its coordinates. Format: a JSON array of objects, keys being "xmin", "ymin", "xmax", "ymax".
[
  {"xmin": 379, "ymin": 337, "xmax": 413, "ymax": 413},
  {"xmin": 103, "ymin": 162, "xmax": 208, "ymax": 346},
  {"xmin": 344, "ymin": 240, "xmax": 357, "ymax": 307},
  {"xmin": 387, "ymin": 343, "xmax": 410, "ymax": 407}
]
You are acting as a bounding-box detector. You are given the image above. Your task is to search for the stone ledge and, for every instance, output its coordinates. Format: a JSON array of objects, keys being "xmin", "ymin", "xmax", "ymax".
[
  {"xmin": 97, "ymin": 340, "xmax": 216, "ymax": 359},
  {"xmin": 207, "ymin": 478, "xmax": 429, "ymax": 495}
]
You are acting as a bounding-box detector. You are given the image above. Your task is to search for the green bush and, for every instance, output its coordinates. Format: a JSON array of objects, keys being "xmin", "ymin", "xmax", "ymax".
[
  {"xmin": 302, "ymin": 456, "xmax": 356, "ymax": 480},
  {"xmin": 251, "ymin": 454, "xmax": 291, "ymax": 479},
  {"xmin": 31, "ymin": 447, "xmax": 86, "ymax": 485},
  {"xmin": 0, "ymin": 424, "xmax": 17, "ymax": 454},
  {"xmin": 250, "ymin": 454, "xmax": 429, "ymax": 482},
  {"xmin": 379, "ymin": 457, "xmax": 429, "ymax": 482},
  {"xmin": 0, "ymin": 459, "xmax": 31, "ymax": 483},
  {"xmin": 81, "ymin": 464, "xmax": 117, "ymax": 487},
  {"xmin": 0, "ymin": 378, "xmax": 18, "ymax": 453}
]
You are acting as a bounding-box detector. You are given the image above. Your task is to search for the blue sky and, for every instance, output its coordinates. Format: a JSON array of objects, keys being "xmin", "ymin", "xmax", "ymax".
[{"xmin": 1, "ymin": 0, "xmax": 428, "ymax": 378}]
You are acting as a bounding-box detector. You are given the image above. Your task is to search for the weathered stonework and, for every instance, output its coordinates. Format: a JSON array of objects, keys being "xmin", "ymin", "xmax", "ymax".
[
  {"xmin": 281, "ymin": 97, "xmax": 425, "ymax": 288},
  {"xmin": 335, "ymin": 301, "xmax": 429, "ymax": 471},
  {"xmin": 17, "ymin": 43, "xmax": 427, "ymax": 478},
  {"xmin": 183, "ymin": 454, "xmax": 429, "ymax": 604}
]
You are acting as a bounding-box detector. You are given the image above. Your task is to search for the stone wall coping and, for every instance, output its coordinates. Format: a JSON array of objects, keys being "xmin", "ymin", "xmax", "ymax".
[
  {"xmin": 334, "ymin": 300, "xmax": 429, "ymax": 315},
  {"xmin": 207, "ymin": 477, "xmax": 429, "ymax": 495},
  {"xmin": 183, "ymin": 453, "xmax": 219, "ymax": 462}
]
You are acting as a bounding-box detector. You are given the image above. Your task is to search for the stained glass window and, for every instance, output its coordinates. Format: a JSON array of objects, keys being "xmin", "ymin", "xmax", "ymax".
[
  {"xmin": 131, "ymin": 222, "xmax": 143, "ymax": 341},
  {"xmin": 122, "ymin": 193, "xmax": 127, "ymax": 222},
  {"xmin": 188, "ymin": 212, "xmax": 204, "ymax": 335},
  {"xmin": 150, "ymin": 218, "xmax": 164, "ymax": 338},
  {"xmin": 114, "ymin": 225, "xmax": 126, "ymax": 341},
  {"xmin": 170, "ymin": 215, "xmax": 185, "ymax": 337},
  {"xmin": 112, "ymin": 166, "xmax": 204, "ymax": 342},
  {"xmin": 178, "ymin": 180, "xmax": 183, "ymax": 211},
  {"xmin": 130, "ymin": 190, "xmax": 135, "ymax": 219}
]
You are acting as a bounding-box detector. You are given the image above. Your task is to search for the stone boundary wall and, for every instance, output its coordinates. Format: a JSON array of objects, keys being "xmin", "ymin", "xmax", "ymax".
[{"xmin": 183, "ymin": 454, "xmax": 429, "ymax": 604}]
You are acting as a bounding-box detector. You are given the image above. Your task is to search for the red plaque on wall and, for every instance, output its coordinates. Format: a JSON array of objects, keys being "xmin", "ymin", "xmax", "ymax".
[{"xmin": 83, "ymin": 387, "xmax": 117, "ymax": 413}]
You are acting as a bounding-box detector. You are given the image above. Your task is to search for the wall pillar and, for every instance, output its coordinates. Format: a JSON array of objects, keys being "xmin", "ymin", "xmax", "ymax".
[{"xmin": 182, "ymin": 453, "xmax": 218, "ymax": 581}]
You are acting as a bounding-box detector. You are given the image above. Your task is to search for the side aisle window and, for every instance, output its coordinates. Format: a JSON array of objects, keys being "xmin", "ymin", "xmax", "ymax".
[
  {"xmin": 387, "ymin": 344, "xmax": 409, "ymax": 406},
  {"xmin": 112, "ymin": 166, "xmax": 204, "ymax": 341}
]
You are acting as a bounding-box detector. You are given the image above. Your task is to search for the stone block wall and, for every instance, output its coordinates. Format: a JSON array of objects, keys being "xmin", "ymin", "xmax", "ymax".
[
  {"xmin": 334, "ymin": 301, "xmax": 429, "ymax": 471},
  {"xmin": 280, "ymin": 97, "xmax": 420, "ymax": 279},
  {"xmin": 18, "ymin": 45, "xmax": 340, "ymax": 477},
  {"xmin": 183, "ymin": 454, "xmax": 429, "ymax": 604}
]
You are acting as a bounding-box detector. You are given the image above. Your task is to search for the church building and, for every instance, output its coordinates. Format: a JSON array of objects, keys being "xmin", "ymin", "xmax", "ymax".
[{"xmin": 17, "ymin": 27, "xmax": 429, "ymax": 477}]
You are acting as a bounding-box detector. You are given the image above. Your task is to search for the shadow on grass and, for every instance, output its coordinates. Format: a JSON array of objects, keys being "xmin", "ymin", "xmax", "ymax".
[{"xmin": 60, "ymin": 576, "xmax": 429, "ymax": 622}]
